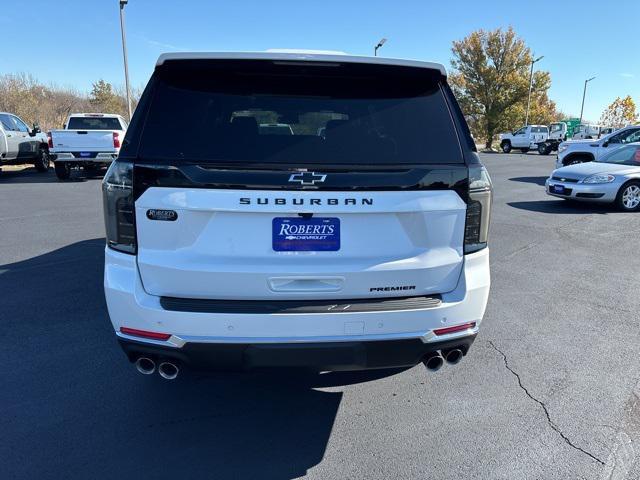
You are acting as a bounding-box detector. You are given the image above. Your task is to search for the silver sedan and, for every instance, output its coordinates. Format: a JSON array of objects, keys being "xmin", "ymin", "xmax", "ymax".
[{"xmin": 546, "ymin": 143, "xmax": 640, "ymax": 211}]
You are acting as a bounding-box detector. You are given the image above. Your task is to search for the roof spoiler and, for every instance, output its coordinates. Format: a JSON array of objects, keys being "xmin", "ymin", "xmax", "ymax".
[{"xmin": 155, "ymin": 51, "xmax": 447, "ymax": 76}]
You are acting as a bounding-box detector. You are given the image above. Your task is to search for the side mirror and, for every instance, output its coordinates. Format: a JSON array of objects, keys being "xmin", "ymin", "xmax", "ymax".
[
  {"xmin": 32, "ymin": 123, "xmax": 41, "ymax": 134},
  {"xmin": 602, "ymin": 140, "xmax": 609, "ymax": 147}
]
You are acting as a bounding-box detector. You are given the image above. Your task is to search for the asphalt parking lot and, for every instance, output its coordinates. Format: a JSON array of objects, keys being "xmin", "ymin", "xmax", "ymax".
[{"xmin": 2, "ymin": 153, "xmax": 640, "ymax": 480}]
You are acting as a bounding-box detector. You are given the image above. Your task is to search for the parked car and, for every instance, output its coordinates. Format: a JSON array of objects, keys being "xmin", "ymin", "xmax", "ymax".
[
  {"xmin": 102, "ymin": 51, "xmax": 492, "ymax": 379},
  {"xmin": 499, "ymin": 125, "xmax": 549, "ymax": 153},
  {"xmin": 0, "ymin": 112, "xmax": 50, "ymax": 172},
  {"xmin": 556, "ymin": 124, "xmax": 640, "ymax": 168},
  {"xmin": 49, "ymin": 113, "xmax": 127, "ymax": 180},
  {"xmin": 546, "ymin": 143, "xmax": 640, "ymax": 211}
]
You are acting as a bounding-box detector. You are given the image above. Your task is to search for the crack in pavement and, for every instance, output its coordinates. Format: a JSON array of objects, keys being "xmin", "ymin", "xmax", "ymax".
[{"xmin": 488, "ymin": 340, "xmax": 605, "ymax": 466}]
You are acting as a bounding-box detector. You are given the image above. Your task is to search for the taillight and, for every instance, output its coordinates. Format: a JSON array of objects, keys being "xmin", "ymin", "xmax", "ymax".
[
  {"xmin": 113, "ymin": 132, "xmax": 121, "ymax": 148},
  {"xmin": 433, "ymin": 322, "xmax": 476, "ymax": 336},
  {"xmin": 47, "ymin": 132, "xmax": 53, "ymax": 149},
  {"xmin": 120, "ymin": 327, "xmax": 171, "ymax": 341},
  {"xmin": 464, "ymin": 165, "xmax": 492, "ymax": 254},
  {"xmin": 102, "ymin": 160, "xmax": 136, "ymax": 254}
]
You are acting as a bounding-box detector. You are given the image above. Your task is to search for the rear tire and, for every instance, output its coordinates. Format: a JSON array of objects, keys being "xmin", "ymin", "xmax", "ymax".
[
  {"xmin": 500, "ymin": 141, "xmax": 512, "ymax": 153},
  {"xmin": 34, "ymin": 148, "xmax": 50, "ymax": 172},
  {"xmin": 538, "ymin": 143, "xmax": 551, "ymax": 155},
  {"xmin": 54, "ymin": 162, "xmax": 71, "ymax": 180},
  {"xmin": 616, "ymin": 182, "xmax": 640, "ymax": 212}
]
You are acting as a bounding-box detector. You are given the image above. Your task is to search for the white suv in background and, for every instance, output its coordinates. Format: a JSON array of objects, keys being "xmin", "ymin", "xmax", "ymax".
[
  {"xmin": 556, "ymin": 125, "xmax": 640, "ymax": 168},
  {"xmin": 102, "ymin": 51, "xmax": 492, "ymax": 380}
]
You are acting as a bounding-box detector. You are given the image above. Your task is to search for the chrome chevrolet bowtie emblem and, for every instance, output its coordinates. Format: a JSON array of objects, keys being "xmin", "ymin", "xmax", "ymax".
[{"xmin": 288, "ymin": 172, "xmax": 327, "ymax": 185}]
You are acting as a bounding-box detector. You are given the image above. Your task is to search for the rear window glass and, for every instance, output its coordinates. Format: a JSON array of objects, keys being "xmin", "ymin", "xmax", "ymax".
[
  {"xmin": 136, "ymin": 60, "xmax": 463, "ymax": 166},
  {"xmin": 67, "ymin": 117, "xmax": 122, "ymax": 130}
]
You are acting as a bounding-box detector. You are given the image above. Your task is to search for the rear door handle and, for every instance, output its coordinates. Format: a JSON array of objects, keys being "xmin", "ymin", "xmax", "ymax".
[{"xmin": 268, "ymin": 276, "xmax": 344, "ymax": 293}]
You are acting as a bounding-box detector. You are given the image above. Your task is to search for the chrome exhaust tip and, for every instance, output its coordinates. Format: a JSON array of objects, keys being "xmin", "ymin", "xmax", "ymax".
[
  {"xmin": 135, "ymin": 357, "xmax": 156, "ymax": 375},
  {"xmin": 444, "ymin": 348, "xmax": 464, "ymax": 365},
  {"xmin": 158, "ymin": 361, "xmax": 179, "ymax": 380},
  {"xmin": 423, "ymin": 353, "xmax": 444, "ymax": 372}
]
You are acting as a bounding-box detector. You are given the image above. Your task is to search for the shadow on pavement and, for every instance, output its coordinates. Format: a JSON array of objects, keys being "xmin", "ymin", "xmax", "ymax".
[
  {"xmin": 0, "ymin": 167, "xmax": 61, "ymax": 184},
  {"xmin": 0, "ymin": 238, "xmax": 403, "ymax": 480},
  {"xmin": 0, "ymin": 167, "xmax": 104, "ymax": 184},
  {"xmin": 508, "ymin": 199, "xmax": 613, "ymax": 214},
  {"xmin": 508, "ymin": 176, "xmax": 548, "ymax": 186}
]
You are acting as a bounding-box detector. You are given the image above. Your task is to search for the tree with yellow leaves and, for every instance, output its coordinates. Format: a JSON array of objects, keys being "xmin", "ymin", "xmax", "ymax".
[
  {"xmin": 449, "ymin": 27, "xmax": 557, "ymax": 149},
  {"xmin": 600, "ymin": 96, "xmax": 638, "ymax": 129}
]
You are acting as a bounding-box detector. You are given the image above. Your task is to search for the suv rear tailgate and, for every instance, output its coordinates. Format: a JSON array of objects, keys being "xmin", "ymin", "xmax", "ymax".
[{"xmin": 135, "ymin": 188, "xmax": 465, "ymax": 300}]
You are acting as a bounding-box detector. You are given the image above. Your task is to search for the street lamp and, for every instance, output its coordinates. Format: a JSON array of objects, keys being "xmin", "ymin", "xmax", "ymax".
[
  {"xmin": 119, "ymin": 0, "xmax": 133, "ymax": 122},
  {"xmin": 524, "ymin": 55, "xmax": 544, "ymax": 126},
  {"xmin": 374, "ymin": 38, "xmax": 387, "ymax": 56},
  {"xmin": 579, "ymin": 76, "xmax": 596, "ymax": 125}
]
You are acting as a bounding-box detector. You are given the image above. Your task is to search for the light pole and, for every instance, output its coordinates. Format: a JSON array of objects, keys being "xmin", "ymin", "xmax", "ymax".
[
  {"xmin": 579, "ymin": 76, "xmax": 596, "ymax": 125},
  {"xmin": 374, "ymin": 38, "xmax": 387, "ymax": 56},
  {"xmin": 119, "ymin": 0, "xmax": 132, "ymax": 122},
  {"xmin": 524, "ymin": 55, "xmax": 544, "ymax": 126}
]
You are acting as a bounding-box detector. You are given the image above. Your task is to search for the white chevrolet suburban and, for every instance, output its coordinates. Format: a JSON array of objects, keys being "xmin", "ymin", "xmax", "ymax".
[
  {"xmin": 50, "ymin": 113, "xmax": 127, "ymax": 180},
  {"xmin": 102, "ymin": 52, "xmax": 492, "ymax": 380}
]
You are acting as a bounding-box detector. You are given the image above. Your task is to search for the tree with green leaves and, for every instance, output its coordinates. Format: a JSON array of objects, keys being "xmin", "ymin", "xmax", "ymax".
[
  {"xmin": 89, "ymin": 79, "xmax": 123, "ymax": 114},
  {"xmin": 449, "ymin": 27, "xmax": 556, "ymax": 149},
  {"xmin": 600, "ymin": 96, "xmax": 638, "ymax": 129}
]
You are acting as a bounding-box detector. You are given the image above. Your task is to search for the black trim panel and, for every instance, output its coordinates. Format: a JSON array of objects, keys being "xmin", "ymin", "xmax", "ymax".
[
  {"xmin": 118, "ymin": 335, "xmax": 476, "ymax": 371},
  {"xmin": 576, "ymin": 192, "xmax": 605, "ymax": 198},
  {"xmin": 133, "ymin": 164, "xmax": 470, "ymax": 201},
  {"xmin": 551, "ymin": 176, "xmax": 579, "ymax": 183},
  {"xmin": 160, "ymin": 295, "xmax": 442, "ymax": 314}
]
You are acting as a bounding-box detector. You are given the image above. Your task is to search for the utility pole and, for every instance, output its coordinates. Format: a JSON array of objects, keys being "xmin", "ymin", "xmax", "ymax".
[
  {"xmin": 579, "ymin": 76, "xmax": 596, "ymax": 125},
  {"xmin": 524, "ymin": 55, "xmax": 544, "ymax": 126},
  {"xmin": 119, "ymin": 0, "xmax": 133, "ymax": 122}
]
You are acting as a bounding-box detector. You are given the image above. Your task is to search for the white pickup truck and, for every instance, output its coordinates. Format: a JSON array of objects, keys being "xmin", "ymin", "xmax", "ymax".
[
  {"xmin": 49, "ymin": 113, "xmax": 127, "ymax": 180},
  {"xmin": 498, "ymin": 125, "xmax": 549, "ymax": 153},
  {"xmin": 0, "ymin": 112, "xmax": 50, "ymax": 172}
]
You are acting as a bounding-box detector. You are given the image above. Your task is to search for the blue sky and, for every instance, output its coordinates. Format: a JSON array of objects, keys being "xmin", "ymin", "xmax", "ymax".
[{"xmin": 2, "ymin": 0, "xmax": 638, "ymax": 123}]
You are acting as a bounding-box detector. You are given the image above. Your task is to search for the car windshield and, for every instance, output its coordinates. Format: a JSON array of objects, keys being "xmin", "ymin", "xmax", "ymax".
[
  {"xmin": 137, "ymin": 60, "xmax": 464, "ymax": 166},
  {"xmin": 596, "ymin": 144, "xmax": 640, "ymax": 165},
  {"xmin": 550, "ymin": 124, "xmax": 563, "ymax": 132},
  {"xmin": 67, "ymin": 117, "xmax": 122, "ymax": 130}
]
